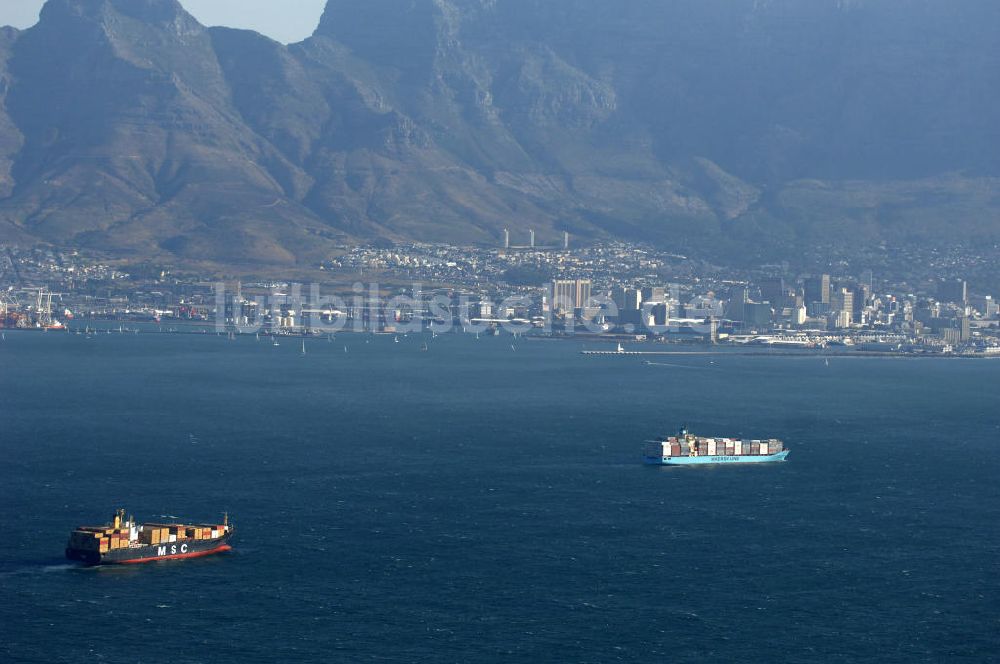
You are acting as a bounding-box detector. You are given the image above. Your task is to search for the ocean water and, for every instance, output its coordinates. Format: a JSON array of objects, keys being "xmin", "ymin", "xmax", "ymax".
[{"xmin": 1, "ymin": 329, "xmax": 998, "ymax": 662}]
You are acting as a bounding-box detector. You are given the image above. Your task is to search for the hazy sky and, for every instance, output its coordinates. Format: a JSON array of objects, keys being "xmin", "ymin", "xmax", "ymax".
[{"xmin": 0, "ymin": 0, "xmax": 327, "ymax": 44}]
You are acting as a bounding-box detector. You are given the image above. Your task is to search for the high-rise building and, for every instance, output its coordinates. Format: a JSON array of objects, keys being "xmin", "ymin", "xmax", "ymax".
[
  {"xmin": 503, "ymin": 228, "xmax": 510, "ymax": 249},
  {"xmin": 552, "ymin": 280, "xmax": 576, "ymax": 313},
  {"xmin": 745, "ymin": 303, "xmax": 773, "ymax": 328},
  {"xmin": 552, "ymin": 279, "xmax": 592, "ymax": 313},
  {"xmin": 804, "ymin": 274, "xmax": 831, "ymax": 305},
  {"xmin": 759, "ymin": 278, "xmax": 785, "ymax": 305},
  {"xmin": 613, "ymin": 287, "xmax": 643, "ymax": 325},
  {"xmin": 575, "ymin": 280, "xmax": 592, "ymax": 310},
  {"xmin": 614, "ymin": 287, "xmax": 642, "ymax": 312},
  {"xmin": 563, "ymin": 232, "xmax": 570, "ymax": 250},
  {"xmin": 529, "ymin": 229, "xmax": 535, "ymax": 248},
  {"xmin": 831, "ymin": 287, "xmax": 854, "ymax": 327},
  {"xmin": 476, "ymin": 301, "xmax": 493, "ymax": 318},
  {"xmin": 852, "ymin": 284, "xmax": 870, "ymax": 316},
  {"xmin": 832, "ymin": 310, "xmax": 852, "ymax": 329},
  {"xmin": 725, "ymin": 285, "xmax": 749, "ymax": 322},
  {"xmin": 641, "ymin": 286, "xmax": 666, "ymax": 304},
  {"xmin": 971, "ymin": 295, "xmax": 997, "ymax": 318}
]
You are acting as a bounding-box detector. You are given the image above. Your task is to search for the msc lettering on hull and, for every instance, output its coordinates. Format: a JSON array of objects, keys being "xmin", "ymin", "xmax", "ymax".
[{"xmin": 156, "ymin": 544, "xmax": 189, "ymax": 556}]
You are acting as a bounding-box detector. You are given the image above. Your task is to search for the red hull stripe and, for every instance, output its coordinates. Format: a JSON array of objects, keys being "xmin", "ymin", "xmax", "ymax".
[{"xmin": 118, "ymin": 544, "xmax": 232, "ymax": 564}]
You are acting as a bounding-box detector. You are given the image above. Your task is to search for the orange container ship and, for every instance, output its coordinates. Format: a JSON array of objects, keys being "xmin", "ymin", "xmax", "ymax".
[{"xmin": 65, "ymin": 509, "xmax": 234, "ymax": 565}]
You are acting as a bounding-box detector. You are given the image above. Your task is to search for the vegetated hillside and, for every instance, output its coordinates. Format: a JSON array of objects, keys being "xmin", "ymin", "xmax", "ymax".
[{"xmin": 0, "ymin": 0, "xmax": 998, "ymax": 268}]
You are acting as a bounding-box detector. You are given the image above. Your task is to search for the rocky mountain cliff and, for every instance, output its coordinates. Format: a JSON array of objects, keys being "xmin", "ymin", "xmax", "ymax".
[{"xmin": 1, "ymin": 0, "xmax": 998, "ymax": 267}]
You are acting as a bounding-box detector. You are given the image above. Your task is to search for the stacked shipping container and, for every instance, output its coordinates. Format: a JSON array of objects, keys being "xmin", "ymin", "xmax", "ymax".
[{"xmin": 645, "ymin": 436, "xmax": 785, "ymax": 459}]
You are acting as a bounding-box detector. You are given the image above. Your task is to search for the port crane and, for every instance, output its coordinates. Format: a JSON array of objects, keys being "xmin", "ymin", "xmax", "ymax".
[{"xmin": 23, "ymin": 287, "xmax": 65, "ymax": 328}]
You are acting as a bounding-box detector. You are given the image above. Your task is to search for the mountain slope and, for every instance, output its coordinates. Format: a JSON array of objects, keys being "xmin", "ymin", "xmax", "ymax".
[
  {"xmin": 0, "ymin": 0, "xmax": 998, "ymax": 267},
  {"xmin": 1, "ymin": 0, "xmax": 338, "ymax": 264}
]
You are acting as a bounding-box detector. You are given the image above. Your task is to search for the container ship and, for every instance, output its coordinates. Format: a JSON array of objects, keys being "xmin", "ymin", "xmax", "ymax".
[
  {"xmin": 644, "ymin": 426, "xmax": 789, "ymax": 465},
  {"xmin": 65, "ymin": 509, "xmax": 234, "ymax": 565}
]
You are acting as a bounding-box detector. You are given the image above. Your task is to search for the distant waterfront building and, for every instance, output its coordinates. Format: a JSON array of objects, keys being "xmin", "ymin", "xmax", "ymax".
[
  {"xmin": 759, "ymin": 278, "xmax": 785, "ymax": 306},
  {"xmin": 831, "ymin": 287, "xmax": 854, "ymax": 327},
  {"xmin": 503, "ymin": 228, "xmax": 510, "ymax": 249},
  {"xmin": 475, "ymin": 301, "xmax": 493, "ymax": 318},
  {"xmin": 804, "ymin": 274, "xmax": 831, "ymax": 306},
  {"xmin": 725, "ymin": 285, "xmax": 749, "ymax": 322},
  {"xmin": 744, "ymin": 303, "xmax": 773, "ymax": 328},
  {"xmin": 575, "ymin": 280, "xmax": 592, "ymax": 312},
  {"xmin": 552, "ymin": 279, "xmax": 591, "ymax": 313},
  {"xmin": 915, "ymin": 301, "xmax": 940, "ymax": 325},
  {"xmin": 529, "ymin": 229, "xmax": 536, "ymax": 249},
  {"xmin": 685, "ymin": 295, "xmax": 724, "ymax": 319},
  {"xmin": 650, "ymin": 303, "xmax": 670, "ymax": 326},
  {"xmin": 563, "ymin": 232, "xmax": 570, "ymax": 250},
  {"xmin": 930, "ymin": 316, "xmax": 971, "ymax": 342},
  {"xmin": 807, "ymin": 301, "xmax": 831, "ymax": 317},
  {"xmin": 614, "ymin": 287, "xmax": 642, "ymax": 312},
  {"xmin": 552, "ymin": 280, "xmax": 575, "ymax": 313},
  {"xmin": 641, "ymin": 286, "xmax": 666, "ymax": 304},
  {"xmin": 970, "ymin": 295, "xmax": 997, "ymax": 318},
  {"xmin": 831, "ymin": 287, "xmax": 854, "ymax": 314},
  {"xmin": 613, "ymin": 286, "xmax": 643, "ymax": 325},
  {"xmin": 852, "ymin": 284, "xmax": 871, "ymax": 322},
  {"xmin": 831, "ymin": 310, "xmax": 852, "ymax": 329}
]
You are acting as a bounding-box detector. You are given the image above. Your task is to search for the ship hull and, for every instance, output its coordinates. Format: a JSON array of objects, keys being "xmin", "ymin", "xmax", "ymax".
[
  {"xmin": 66, "ymin": 533, "xmax": 234, "ymax": 566},
  {"xmin": 644, "ymin": 451, "xmax": 790, "ymax": 465}
]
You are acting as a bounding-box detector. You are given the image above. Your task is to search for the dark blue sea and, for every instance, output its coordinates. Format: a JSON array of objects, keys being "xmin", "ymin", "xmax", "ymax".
[{"xmin": 1, "ymin": 329, "xmax": 998, "ymax": 662}]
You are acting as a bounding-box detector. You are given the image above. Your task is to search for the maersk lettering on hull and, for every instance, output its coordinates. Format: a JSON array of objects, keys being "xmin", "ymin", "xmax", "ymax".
[{"xmin": 644, "ymin": 451, "xmax": 790, "ymax": 466}]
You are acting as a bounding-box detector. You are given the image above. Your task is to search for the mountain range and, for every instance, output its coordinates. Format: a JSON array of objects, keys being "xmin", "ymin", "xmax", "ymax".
[{"xmin": 1, "ymin": 0, "xmax": 999, "ymax": 268}]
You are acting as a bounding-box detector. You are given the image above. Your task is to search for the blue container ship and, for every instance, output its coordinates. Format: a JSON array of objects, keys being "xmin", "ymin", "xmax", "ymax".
[{"xmin": 643, "ymin": 426, "xmax": 789, "ymax": 465}]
